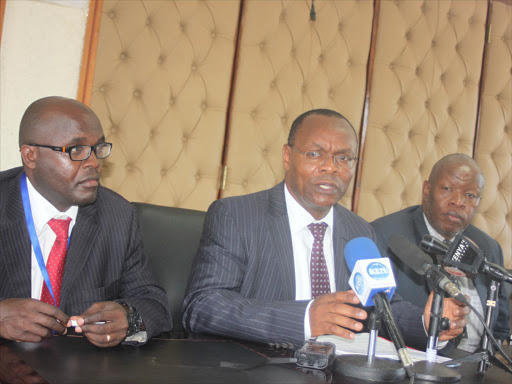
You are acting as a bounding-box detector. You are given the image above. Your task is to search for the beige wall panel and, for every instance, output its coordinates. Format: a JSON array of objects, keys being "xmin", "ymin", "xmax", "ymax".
[
  {"xmin": 358, "ymin": 0, "xmax": 488, "ymax": 220},
  {"xmin": 221, "ymin": 0, "xmax": 374, "ymax": 208},
  {"xmin": 473, "ymin": 0, "xmax": 511, "ymax": 268},
  {"xmin": 89, "ymin": 0, "xmax": 240, "ymax": 210}
]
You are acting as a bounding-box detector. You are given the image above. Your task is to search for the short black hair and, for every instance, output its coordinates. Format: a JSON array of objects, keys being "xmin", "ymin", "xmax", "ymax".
[{"xmin": 287, "ymin": 109, "xmax": 356, "ymax": 146}]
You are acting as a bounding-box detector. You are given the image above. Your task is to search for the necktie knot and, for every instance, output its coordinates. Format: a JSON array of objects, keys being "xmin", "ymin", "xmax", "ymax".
[
  {"xmin": 48, "ymin": 217, "xmax": 71, "ymax": 239},
  {"xmin": 308, "ymin": 222, "xmax": 328, "ymax": 241}
]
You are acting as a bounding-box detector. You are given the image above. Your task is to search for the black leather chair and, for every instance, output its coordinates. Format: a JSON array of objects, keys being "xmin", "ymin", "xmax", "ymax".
[{"xmin": 132, "ymin": 202, "xmax": 205, "ymax": 338}]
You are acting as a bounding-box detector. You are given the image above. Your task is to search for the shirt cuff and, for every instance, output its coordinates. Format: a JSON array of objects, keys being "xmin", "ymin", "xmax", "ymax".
[
  {"xmin": 304, "ymin": 300, "xmax": 314, "ymax": 340},
  {"xmin": 123, "ymin": 331, "xmax": 148, "ymax": 345}
]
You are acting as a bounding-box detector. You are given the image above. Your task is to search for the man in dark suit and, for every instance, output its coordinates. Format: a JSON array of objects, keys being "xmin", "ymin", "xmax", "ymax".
[
  {"xmin": 183, "ymin": 109, "xmax": 468, "ymax": 348},
  {"xmin": 0, "ymin": 96, "xmax": 172, "ymax": 347},
  {"xmin": 372, "ymin": 154, "xmax": 510, "ymax": 352}
]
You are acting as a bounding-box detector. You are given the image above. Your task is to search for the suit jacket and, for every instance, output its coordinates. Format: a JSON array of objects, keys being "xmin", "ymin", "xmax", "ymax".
[
  {"xmin": 371, "ymin": 205, "xmax": 510, "ymax": 340},
  {"xmin": 183, "ymin": 183, "xmax": 427, "ymax": 348},
  {"xmin": 0, "ymin": 167, "xmax": 172, "ymax": 339}
]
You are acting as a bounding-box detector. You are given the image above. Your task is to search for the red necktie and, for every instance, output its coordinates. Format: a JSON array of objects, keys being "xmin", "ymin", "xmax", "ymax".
[
  {"xmin": 40, "ymin": 217, "xmax": 71, "ymax": 307},
  {"xmin": 308, "ymin": 222, "xmax": 330, "ymax": 299}
]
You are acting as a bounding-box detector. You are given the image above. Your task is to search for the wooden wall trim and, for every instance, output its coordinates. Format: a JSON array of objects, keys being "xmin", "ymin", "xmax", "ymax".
[
  {"xmin": 218, "ymin": 0, "xmax": 245, "ymax": 199},
  {"xmin": 0, "ymin": 0, "xmax": 7, "ymax": 48},
  {"xmin": 473, "ymin": 0, "xmax": 493, "ymax": 158},
  {"xmin": 352, "ymin": 0, "xmax": 380, "ymax": 213},
  {"xmin": 77, "ymin": 0, "xmax": 103, "ymax": 105}
]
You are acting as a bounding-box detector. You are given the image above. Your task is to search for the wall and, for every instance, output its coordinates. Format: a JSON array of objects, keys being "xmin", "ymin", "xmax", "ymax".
[
  {"xmin": 88, "ymin": 0, "xmax": 511, "ymax": 270},
  {"xmin": 0, "ymin": 0, "xmax": 89, "ymax": 170}
]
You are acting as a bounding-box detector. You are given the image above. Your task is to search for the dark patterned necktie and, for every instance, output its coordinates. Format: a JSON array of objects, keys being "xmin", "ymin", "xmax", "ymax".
[
  {"xmin": 40, "ymin": 217, "xmax": 71, "ymax": 307},
  {"xmin": 308, "ymin": 222, "xmax": 330, "ymax": 299}
]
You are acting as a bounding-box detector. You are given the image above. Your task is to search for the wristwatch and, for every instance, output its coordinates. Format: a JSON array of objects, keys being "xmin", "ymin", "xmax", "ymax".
[{"xmin": 119, "ymin": 301, "xmax": 144, "ymax": 337}]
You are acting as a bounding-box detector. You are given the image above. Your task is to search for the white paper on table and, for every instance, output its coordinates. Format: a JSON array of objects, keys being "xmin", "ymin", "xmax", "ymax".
[{"xmin": 316, "ymin": 333, "xmax": 451, "ymax": 364}]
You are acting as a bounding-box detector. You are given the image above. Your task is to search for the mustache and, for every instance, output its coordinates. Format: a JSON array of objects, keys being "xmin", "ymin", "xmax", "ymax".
[
  {"xmin": 78, "ymin": 171, "xmax": 101, "ymax": 183},
  {"xmin": 445, "ymin": 211, "xmax": 463, "ymax": 220}
]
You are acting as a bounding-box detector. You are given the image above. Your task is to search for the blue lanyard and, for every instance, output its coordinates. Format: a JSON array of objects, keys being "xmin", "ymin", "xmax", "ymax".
[{"xmin": 20, "ymin": 173, "xmax": 69, "ymax": 307}]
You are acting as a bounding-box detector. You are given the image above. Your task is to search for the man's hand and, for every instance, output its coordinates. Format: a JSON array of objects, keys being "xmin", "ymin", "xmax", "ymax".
[
  {"xmin": 424, "ymin": 291, "xmax": 470, "ymax": 341},
  {"xmin": 310, "ymin": 290, "xmax": 367, "ymax": 339},
  {"xmin": 0, "ymin": 298, "xmax": 68, "ymax": 342},
  {"xmin": 68, "ymin": 301, "xmax": 128, "ymax": 347}
]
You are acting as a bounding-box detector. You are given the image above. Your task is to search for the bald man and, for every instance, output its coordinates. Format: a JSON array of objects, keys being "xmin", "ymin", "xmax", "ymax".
[
  {"xmin": 0, "ymin": 96, "xmax": 172, "ymax": 347},
  {"xmin": 372, "ymin": 154, "xmax": 510, "ymax": 352}
]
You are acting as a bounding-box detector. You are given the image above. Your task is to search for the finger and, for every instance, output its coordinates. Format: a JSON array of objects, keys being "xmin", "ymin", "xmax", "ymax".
[
  {"xmin": 324, "ymin": 324, "xmax": 357, "ymax": 340},
  {"xmin": 67, "ymin": 316, "xmax": 84, "ymax": 327},
  {"xmin": 83, "ymin": 330, "xmax": 123, "ymax": 347},
  {"xmin": 331, "ymin": 290, "xmax": 360, "ymax": 304},
  {"xmin": 28, "ymin": 301, "xmax": 69, "ymax": 325},
  {"xmin": 326, "ymin": 312, "xmax": 364, "ymax": 332},
  {"xmin": 329, "ymin": 302, "xmax": 367, "ymax": 320}
]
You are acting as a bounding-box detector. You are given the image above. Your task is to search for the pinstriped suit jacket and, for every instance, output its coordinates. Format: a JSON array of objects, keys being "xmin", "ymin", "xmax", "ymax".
[
  {"xmin": 183, "ymin": 182, "xmax": 426, "ymax": 348},
  {"xmin": 0, "ymin": 167, "xmax": 172, "ymax": 339}
]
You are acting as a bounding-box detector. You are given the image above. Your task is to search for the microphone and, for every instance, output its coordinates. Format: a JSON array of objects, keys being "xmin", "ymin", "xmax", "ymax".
[
  {"xmin": 345, "ymin": 237, "xmax": 414, "ymax": 378},
  {"xmin": 345, "ymin": 237, "xmax": 396, "ymax": 305},
  {"xmin": 388, "ymin": 234, "xmax": 468, "ymax": 305},
  {"xmin": 420, "ymin": 235, "xmax": 449, "ymax": 255},
  {"xmin": 422, "ymin": 234, "xmax": 512, "ymax": 284}
]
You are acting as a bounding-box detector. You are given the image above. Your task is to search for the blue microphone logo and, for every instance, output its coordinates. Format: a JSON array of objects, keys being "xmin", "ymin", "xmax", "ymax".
[
  {"xmin": 354, "ymin": 272, "xmax": 364, "ymax": 295},
  {"xmin": 367, "ymin": 262, "xmax": 389, "ymax": 280}
]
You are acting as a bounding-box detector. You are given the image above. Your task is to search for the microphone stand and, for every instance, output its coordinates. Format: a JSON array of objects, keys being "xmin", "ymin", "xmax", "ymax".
[
  {"xmin": 333, "ymin": 309, "xmax": 406, "ymax": 382},
  {"xmin": 413, "ymin": 271, "xmax": 461, "ymax": 382},
  {"xmin": 426, "ymin": 287, "xmax": 445, "ymax": 362},
  {"xmin": 477, "ymin": 279, "xmax": 500, "ymax": 373}
]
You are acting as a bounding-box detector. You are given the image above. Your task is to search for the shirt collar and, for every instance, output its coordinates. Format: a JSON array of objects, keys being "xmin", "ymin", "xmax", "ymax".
[
  {"xmin": 423, "ymin": 212, "xmax": 455, "ymax": 243},
  {"xmin": 284, "ymin": 183, "xmax": 334, "ymax": 234},
  {"xmin": 26, "ymin": 177, "xmax": 78, "ymax": 235}
]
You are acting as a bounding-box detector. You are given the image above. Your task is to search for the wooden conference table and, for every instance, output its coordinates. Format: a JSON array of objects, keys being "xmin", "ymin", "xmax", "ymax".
[{"xmin": 0, "ymin": 335, "xmax": 510, "ymax": 384}]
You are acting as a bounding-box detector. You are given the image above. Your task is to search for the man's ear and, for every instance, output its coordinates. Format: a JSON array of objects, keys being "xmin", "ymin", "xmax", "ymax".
[
  {"xmin": 282, "ymin": 144, "xmax": 291, "ymax": 172},
  {"xmin": 20, "ymin": 145, "xmax": 38, "ymax": 170},
  {"xmin": 422, "ymin": 180, "xmax": 430, "ymax": 201}
]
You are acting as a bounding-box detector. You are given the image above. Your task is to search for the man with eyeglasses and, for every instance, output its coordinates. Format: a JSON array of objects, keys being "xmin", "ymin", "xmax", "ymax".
[
  {"xmin": 0, "ymin": 96, "xmax": 172, "ymax": 347},
  {"xmin": 372, "ymin": 154, "xmax": 510, "ymax": 352},
  {"xmin": 183, "ymin": 109, "xmax": 468, "ymax": 349}
]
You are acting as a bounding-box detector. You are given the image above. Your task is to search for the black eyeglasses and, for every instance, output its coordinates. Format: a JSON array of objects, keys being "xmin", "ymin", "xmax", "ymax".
[
  {"xmin": 290, "ymin": 146, "xmax": 358, "ymax": 169},
  {"xmin": 29, "ymin": 142, "xmax": 112, "ymax": 161}
]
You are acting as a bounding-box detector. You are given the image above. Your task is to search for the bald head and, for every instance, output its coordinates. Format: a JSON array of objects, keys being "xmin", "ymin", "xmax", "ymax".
[
  {"xmin": 19, "ymin": 96, "xmax": 100, "ymax": 146},
  {"xmin": 428, "ymin": 153, "xmax": 485, "ymax": 190}
]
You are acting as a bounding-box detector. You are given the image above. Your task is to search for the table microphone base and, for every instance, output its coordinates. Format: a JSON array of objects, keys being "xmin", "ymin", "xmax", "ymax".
[
  {"xmin": 333, "ymin": 355, "xmax": 406, "ymax": 382},
  {"xmin": 413, "ymin": 360, "xmax": 461, "ymax": 382}
]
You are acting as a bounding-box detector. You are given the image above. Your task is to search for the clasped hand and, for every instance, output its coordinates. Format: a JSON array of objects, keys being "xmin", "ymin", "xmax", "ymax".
[
  {"xmin": 0, "ymin": 299, "xmax": 128, "ymax": 347},
  {"xmin": 309, "ymin": 290, "xmax": 367, "ymax": 339},
  {"xmin": 424, "ymin": 291, "xmax": 470, "ymax": 341}
]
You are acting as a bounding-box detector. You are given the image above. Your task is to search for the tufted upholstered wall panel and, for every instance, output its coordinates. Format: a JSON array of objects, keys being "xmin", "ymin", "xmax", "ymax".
[
  {"xmin": 220, "ymin": 0, "xmax": 374, "ymax": 209},
  {"xmin": 89, "ymin": 0, "xmax": 240, "ymax": 210},
  {"xmin": 358, "ymin": 0, "xmax": 488, "ymax": 219},
  {"xmin": 87, "ymin": 0, "xmax": 510, "ymax": 268},
  {"xmin": 473, "ymin": 0, "xmax": 511, "ymax": 269}
]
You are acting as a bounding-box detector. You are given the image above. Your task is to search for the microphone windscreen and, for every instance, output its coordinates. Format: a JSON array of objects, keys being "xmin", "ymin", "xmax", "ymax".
[
  {"xmin": 345, "ymin": 237, "xmax": 381, "ymax": 272},
  {"xmin": 389, "ymin": 234, "xmax": 431, "ymax": 276}
]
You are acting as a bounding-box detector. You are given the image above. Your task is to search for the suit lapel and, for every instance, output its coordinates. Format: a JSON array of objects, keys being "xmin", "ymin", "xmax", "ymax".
[
  {"xmin": 0, "ymin": 172, "xmax": 31, "ymax": 298},
  {"xmin": 333, "ymin": 206, "xmax": 351, "ymax": 291},
  {"xmin": 60, "ymin": 202, "xmax": 100, "ymax": 308},
  {"xmin": 267, "ymin": 183, "xmax": 295, "ymax": 299}
]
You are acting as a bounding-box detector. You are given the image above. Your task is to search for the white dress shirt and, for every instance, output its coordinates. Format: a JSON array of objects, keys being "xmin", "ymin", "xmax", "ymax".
[
  {"xmin": 27, "ymin": 178, "xmax": 78, "ymax": 301},
  {"xmin": 284, "ymin": 184, "xmax": 335, "ymax": 340}
]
